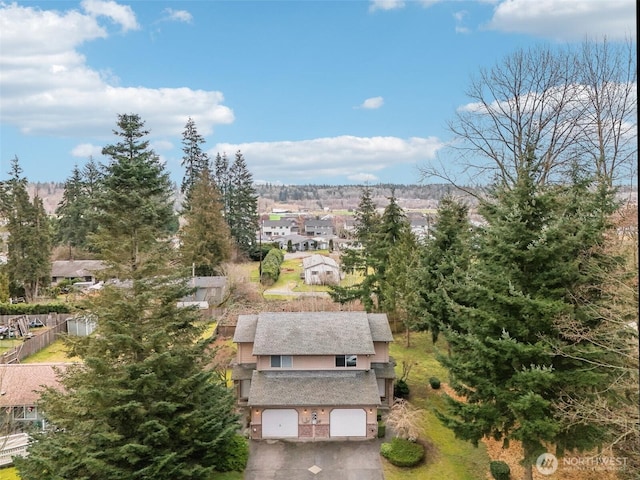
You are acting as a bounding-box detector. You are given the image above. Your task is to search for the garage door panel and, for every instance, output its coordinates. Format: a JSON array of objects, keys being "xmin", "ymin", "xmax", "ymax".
[
  {"xmin": 262, "ymin": 409, "xmax": 298, "ymax": 438},
  {"xmin": 330, "ymin": 408, "xmax": 366, "ymax": 437}
]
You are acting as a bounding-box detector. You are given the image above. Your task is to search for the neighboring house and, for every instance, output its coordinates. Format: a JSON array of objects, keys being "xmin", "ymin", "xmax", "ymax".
[
  {"xmin": 51, "ymin": 260, "xmax": 106, "ymax": 285},
  {"xmin": 302, "ymin": 254, "xmax": 340, "ymax": 286},
  {"xmin": 262, "ymin": 219, "xmax": 299, "ymax": 238},
  {"xmin": 273, "ymin": 234, "xmax": 314, "ymax": 252},
  {"xmin": 178, "ymin": 276, "xmax": 227, "ymax": 309},
  {"xmin": 231, "ymin": 312, "xmax": 395, "ymax": 440},
  {"xmin": 0, "ymin": 363, "xmax": 68, "ymax": 433},
  {"xmin": 303, "ymin": 218, "xmax": 334, "ymax": 236}
]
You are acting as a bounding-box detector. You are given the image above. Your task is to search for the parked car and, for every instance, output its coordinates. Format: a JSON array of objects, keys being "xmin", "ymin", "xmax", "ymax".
[
  {"xmin": 0, "ymin": 326, "xmax": 16, "ymax": 340},
  {"xmin": 29, "ymin": 319, "xmax": 46, "ymax": 328}
]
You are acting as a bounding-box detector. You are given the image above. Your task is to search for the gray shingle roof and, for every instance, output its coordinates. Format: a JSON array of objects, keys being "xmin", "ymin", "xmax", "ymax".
[
  {"xmin": 248, "ymin": 370, "xmax": 381, "ymax": 407},
  {"xmin": 302, "ymin": 254, "xmax": 338, "ymax": 270},
  {"xmin": 233, "ymin": 315, "xmax": 258, "ymax": 343},
  {"xmin": 367, "ymin": 314, "xmax": 394, "ymax": 342},
  {"xmin": 231, "ymin": 364, "xmax": 256, "ymax": 381},
  {"xmin": 51, "ymin": 260, "xmax": 106, "ymax": 278},
  {"xmin": 252, "ymin": 312, "xmax": 376, "ymax": 355}
]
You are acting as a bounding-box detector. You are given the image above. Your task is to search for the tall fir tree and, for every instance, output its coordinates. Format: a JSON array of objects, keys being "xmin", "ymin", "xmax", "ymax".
[
  {"xmin": 15, "ymin": 117, "xmax": 242, "ymax": 480},
  {"xmin": 91, "ymin": 114, "xmax": 176, "ymax": 279},
  {"xmin": 180, "ymin": 117, "xmax": 210, "ymax": 209},
  {"xmin": 329, "ymin": 185, "xmax": 381, "ymax": 309},
  {"xmin": 15, "ymin": 272, "xmax": 240, "ymax": 480},
  {"xmin": 55, "ymin": 164, "xmax": 92, "ymax": 257},
  {"xmin": 213, "ymin": 152, "xmax": 231, "ymax": 215},
  {"xmin": 0, "ymin": 157, "xmax": 51, "ymax": 301},
  {"xmin": 411, "ymin": 196, "xmax": 473, "ymax": 343},
  {"xmin": 179, "ymin": 167, "xmax": 232, "ymax": 276},
  {"xmin": 434, "ymin": 153, "xmax": 619, "ymax": 480},
  {"xmin": 227, "ymin": 150, "xmax": 258, "ymax": 257}
]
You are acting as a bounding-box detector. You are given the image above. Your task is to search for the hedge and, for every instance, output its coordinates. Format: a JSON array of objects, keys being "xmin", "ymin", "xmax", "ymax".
[
  {"xmin": 260, "ymin": 248, "xmax": 285, "ymax": 285},
  {"xmin": 0, "ymin": 303, "xmax": 72, "ymax": 315},
  {"xmin": 428, "ymin": 377, "xmax": 441, "ymax": 389},
  {"xmin": 380, "ymin": 437, "xmax": 425, "ymax": 468}
]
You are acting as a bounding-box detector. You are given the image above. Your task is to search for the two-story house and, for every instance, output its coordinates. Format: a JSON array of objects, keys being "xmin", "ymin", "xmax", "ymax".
[
  {"xmin": 303, "ymin": 218, "xmax": 334, "ymax": 236},
  {"xmin": 232, "ymin": 312, "xmax": 395, "ymax": 440},
  {"xmin": 262, "ymin": 219, "xmax": 299, "ymax": 238}
]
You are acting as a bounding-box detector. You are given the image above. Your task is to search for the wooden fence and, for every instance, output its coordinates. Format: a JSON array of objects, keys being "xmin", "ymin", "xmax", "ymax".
[{"xmin": 0, "ymin": 314, "xmax": 73, "ymax": 364}]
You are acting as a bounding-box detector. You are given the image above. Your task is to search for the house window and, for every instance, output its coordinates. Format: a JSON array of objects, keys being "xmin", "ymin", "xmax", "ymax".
[
  {"xmin": 270, "ymin": 355, "xmax": 293, "ymax": 368},
  {"xmin": 311, "ymin": 270, "xmax": 318, "ymax": 276},
  {"xmin": 335, "ymin": 355, "xmax": 357, "ymax": 367}
]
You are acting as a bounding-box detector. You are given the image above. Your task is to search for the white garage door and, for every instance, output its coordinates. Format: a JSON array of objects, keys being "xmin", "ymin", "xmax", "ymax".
[
  {"xmin": 330, "ymin": 408, "xmax": 366, "ymax": 437},
  {"xmin": 262, "ymin": 409, "xmax": 298, "ymax": 438}
]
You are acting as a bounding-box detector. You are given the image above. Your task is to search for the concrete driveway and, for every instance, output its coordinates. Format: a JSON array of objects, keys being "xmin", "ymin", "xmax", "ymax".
[{"xmin": 244, "ymin": 439, "xmax": 384, "ymax": 480}]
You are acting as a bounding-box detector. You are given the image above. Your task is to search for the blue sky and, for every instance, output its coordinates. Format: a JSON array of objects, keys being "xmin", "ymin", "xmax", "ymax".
[{"xmin": 0, "ymin": 0, "xmax": 636, "ymax": 186}]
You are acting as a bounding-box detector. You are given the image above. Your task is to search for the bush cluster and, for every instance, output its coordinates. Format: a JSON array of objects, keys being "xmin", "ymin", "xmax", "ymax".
[
  {"xmin": 0, "ymin": 303, "xmax": 71, "ymax": 315},
  {"xmin": 377, "ymin": 421, "xmax": 386, "ymax": 438},
  {"xmin": 489, "ymin": 460, "xmax": 511, "ymax": 480},
  {"xmin": 216, "ymin": 434, "xmax": 249, "ymax": 472},
  {"xmin": 260, "ymin": 248, "xmax": 284, "ymax": 285},
  {"xmin": 428, "ymin": 377, "xmax": 441, "ymax": 389},
  {"xmin": 380, "ymin": 437, "xmax": 425, "ymax": 468}
]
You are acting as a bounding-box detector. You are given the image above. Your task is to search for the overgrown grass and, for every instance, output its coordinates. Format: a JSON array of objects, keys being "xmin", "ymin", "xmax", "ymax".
[
  {"xmin": 21, "ymin": 338, "xmax": 78, "ymax": 363},
  {"xmin": 383, "ymin": 331, "xmax": 489, "ymax": 480}
]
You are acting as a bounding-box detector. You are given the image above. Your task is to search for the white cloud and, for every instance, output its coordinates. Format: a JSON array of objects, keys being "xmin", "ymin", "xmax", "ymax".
[
  {"xmin": 211, "ymin": 135, "xmax": 443, "ymax": 183},
  {"xmin": 369, "ymin": 0, "xmax": 405, "ymax": 13},
  {"xmin": 152, "ymin": 140, "xmax": 175, "ymax": 152},
  {"xmin": 360, "ymin": 96, "xmax": 384, "ymax": 109},
  {"xmin": 71, "ymin": 143, "xmax": 103, "ymax": 158},
  {"xmin": 162, "ymin": 8, "xmax": 193, "ymax": 24},
  {"xmin": 0, "ymin": 3, "xmax": 233, "ymax": 138},
  {"xmin": 486, "ymin": 0, "xmax": 636, "ymax": 41},
  {"xmin": 81, "ymin": 0, "xmax": 139, "ymax": 32}
]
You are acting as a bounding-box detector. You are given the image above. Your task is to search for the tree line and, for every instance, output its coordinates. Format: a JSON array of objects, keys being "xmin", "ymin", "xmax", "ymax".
[
  {"xmin": 330, "ymin": 39, "xmax": 638, "ymax": 480},
  {"xmin": 0, "ymin": 114, "xmax": 259, "ymax": 301},
  {"xmin": 0, "ymin": 113, "xmax": 252, "ymax": 479}
]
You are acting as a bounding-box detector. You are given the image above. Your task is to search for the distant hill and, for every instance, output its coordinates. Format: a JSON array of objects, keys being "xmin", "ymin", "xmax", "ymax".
[{"xmin": 27, "ymin": 181, "xmax": 636, "ymax": 217}]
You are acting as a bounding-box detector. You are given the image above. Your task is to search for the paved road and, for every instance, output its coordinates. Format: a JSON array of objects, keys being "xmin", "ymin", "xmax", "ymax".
[{"xmin": 244, "ymin": 439, "xmax": 384, "ymax": 480}]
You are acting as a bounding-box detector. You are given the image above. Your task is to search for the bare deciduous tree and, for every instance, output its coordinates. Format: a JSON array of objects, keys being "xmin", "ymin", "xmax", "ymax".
[{"xmin": 425, "ymin": 39, "xmax": 637, "ymax": 190}]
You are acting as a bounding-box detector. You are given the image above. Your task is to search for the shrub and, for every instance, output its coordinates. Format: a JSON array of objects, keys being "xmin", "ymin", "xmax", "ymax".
[
  {"xmin": 380, "ymin": 437, "xmax": 425, "ymax": 468},
  {"xmin": 377, "ymin": 421, "xmax": 386, "ymax": 438},
  {"xmin": 216, "ymin": 434, "xmax": 249, "ymax": 472},
  {"xmin": 489, "ymin": 460, "xmax": 511, "ymax": 480},
  {"xmin": 428, "ymin": 377, "xmax": 441, "ymax": 389},
  {"xmin": 260, "ymin": 248, "xmax": 285, "ymax": 285},
  {"xmin": 394, "ymin": 379, "xmax": 410, "ymax": 399}
]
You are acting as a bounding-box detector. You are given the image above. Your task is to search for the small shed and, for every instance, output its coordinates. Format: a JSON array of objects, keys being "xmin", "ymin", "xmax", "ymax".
[
  {"xmin": 302, "ymin": 254, "xmax": 340, "ymax": 286},
  {"xmin": 179, "ymin": 276, "xmax": 228, "ymax": 309}
]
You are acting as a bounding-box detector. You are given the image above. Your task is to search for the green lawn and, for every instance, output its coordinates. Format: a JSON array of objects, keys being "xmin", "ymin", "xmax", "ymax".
[
  {"xmin": 21, "ymin": 338, "xmax": 78, "ymax": 363},
  {"xmin": 383, "ymin": 331, "xmax": 490, "ymax": 480}
]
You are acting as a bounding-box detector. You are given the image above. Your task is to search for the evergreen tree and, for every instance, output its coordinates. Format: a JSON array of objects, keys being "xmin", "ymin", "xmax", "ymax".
[
  {"xmin": 179, "ymin": 167, "xmax": 232, "ymax": 276},
  {"xmin": 55, "ymin": 165, "xmax": 91, "ymax": 256},
  {"xmin": 0, "ymin": 157, "xmax": 51, "ymax": 302},
  {"xmin": 91, "ymin": 114, "xmax": 176, "ymax": 279},
  {"xmin": 15, "ymin": 273, "xmax": 239, "ymax": 480},
  {"xmin": 435, "ymin": 154, "xmax": 619, "ymax": 480},
  {"xmin": 329, "ymin": 186, "xmax": 381, "ymax": 309},
  {"xmin": 411, "ymin": 196, "xmax": 473, "ymax": 343},
  {"xmin": 213, "ymin": 152, "xmax": 230, "ymax": 214},
  {"xmin": 180, "ymin": 117, "xmax": 210, "ymax": 209},
  {"xmin": 227, "ymin": 150, "xmax": 258, "ymax": 257}
]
